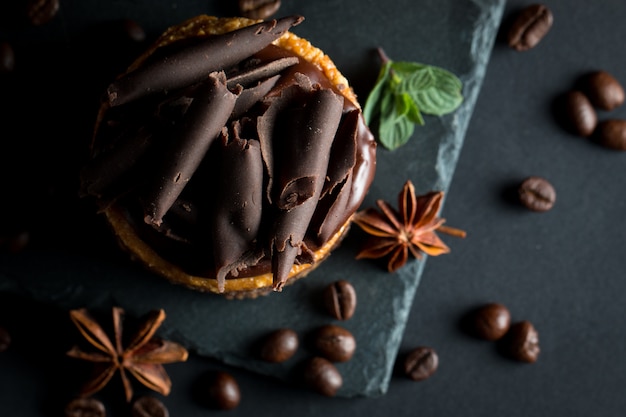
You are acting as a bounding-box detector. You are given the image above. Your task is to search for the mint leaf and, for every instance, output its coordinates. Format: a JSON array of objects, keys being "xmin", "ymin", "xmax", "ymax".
[
  {"xmin": 363, "ymin": 61, "xmax": 392, "ymax": 125},
  {"xmin": 398, "ymin": 91, "xmax": 424, "ymax": 125},
  {"xmin": 391, "ymin": 62, "xmax": 433, "ymax": 90},
  {"xmin": 364, "ymin": 48, "xmax": 464, "ymax": 151},
  {"xmin": 400, "ymin": 64, "xmax": 463, "ymax": 115},
  {"xmin": 378, "ymin": 93, "xmax": 416, "ymax": 150}
]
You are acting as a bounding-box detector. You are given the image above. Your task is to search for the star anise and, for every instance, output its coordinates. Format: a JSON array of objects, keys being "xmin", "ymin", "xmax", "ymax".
[
  {"xmin": 353, "ymin": 179, "xmax": 466, "ymax": 272},
  {"xmin": 66, "ymin": 307, "xmax": 188, "ymax": 402}
]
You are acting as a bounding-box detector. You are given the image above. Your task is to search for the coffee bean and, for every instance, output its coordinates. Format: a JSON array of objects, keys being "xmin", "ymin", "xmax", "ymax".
[
  {"xmin": 502, "ymin": 320, "xmax": 540, "ymax": 363},
  {"xmin": 26, "ymin": 0, "xmax": 60, "ymax": 26},
  {"xmin": 64, "ymin": 397, "xmax": 106, "ymax": 417},
  {"xmin": 302, "ymin": 356, "xmax": 343, "ymax": 397},
  {"xmin": 322, "ymin": 280, "xmax": 357, "ymax": 321},
  {"xmin": 518, "ymin": 176, "xmax": 556, "ymax": 212},
  {"xmin": 0, "ymin": 325, "xmax": 11, "ymax": 352},
  {"xmin": 205, "ymin": 371, "xmax": 241, "ymax": 410},
  {"xmin": 562, "ymin": 90, "xmax": 597, "ymax": 137},
  {"xmin": 467, "ymin": 303, "xmax": 511, "ymax": 341},
  {"xmin": 238, "ymin": 0, "xmax": 281, "ymax": 20},
  {"xmin": 580, "ymin": 70, "xmax": 625, "ymax": 111},
  {"xmin": 258, "ymin": 328, "xmax": 299, "ymax": 363},
  {"xmin": 0, "ymin": 41, "xmax": 15, "ymax": 74},
  {"xmin": 312, "ymin": 324, "xmax": 356, "ymax": 363},
  {"xmin": 122, "ymin": 19, "xmax": 147, "ymax": 43},
  {"xmin": 594, "ymin": 119, "xmax": 626, "ymax": 151},
  {"xmin": 132, "ymin": 396, "xmax": 169, "ymax": 417},
  {"xmin": 506, "ymin": 4, "xmax": 553, "ymax": 51},
  {"xmin": 403, "ymin": 346, "xmax": 439, "ymax": 381}
]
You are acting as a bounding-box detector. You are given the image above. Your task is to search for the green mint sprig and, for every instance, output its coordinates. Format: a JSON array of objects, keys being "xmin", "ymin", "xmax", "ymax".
[{"xmin": 363, "ymin": 47, "xmax": 464, "ymax": 151}]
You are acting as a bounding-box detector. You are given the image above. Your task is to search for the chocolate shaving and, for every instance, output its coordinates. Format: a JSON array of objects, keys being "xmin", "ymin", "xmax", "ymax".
[
  {"xmin": 266, "ymin": 53, "xmax": 334, "ymax": 98},
  {"xmin": 267, "ymin": 87, "xmax": 344, "ymax": 290},
  {"xmin": 258, "ymin": 73, "xmax": 315, "ymax": 205},
  {"xmin": 155, "ymin": 94, "xmax": 194, "ymax": 123},
  {"xmin": 80, "ymin": 124, "xmax": 154, "ymax": 199},
  {"xmin": 307, "ymin": 111, "xmax": 375, "ymax": 246},
  {"xmin": 321, "ymin": 109, "xmax": 359, "ymax": 198},
  {"xmin": 231, "ymin": 74, "xmax": 281, "ymax": 120},
  {"xmin": 151, "ymin": 198, "xmax": 199, "ymax": 243},
  {"xmin": 310, "ymin": 175, "xmax": 353, "ymax": 247},
  {"xmin": 312, "ymin": 112, "xmax": 377, "ymax": 244},
  {"xmin": 107, "ymin": 15, "xmax": 304, "ymax": 107},
  {"xmin": 212, "ymin": 124, "xmax": 265, "ymax": 292},
  {"xmin": 275, "ymin": 89, "xmax": 344, "ymax": 210},
  {"xmin": 143, "ymin": 71, "xmax": 237, "ymax": 226},
  {"xmin": 226, "ymin": 56, "xmax": 299, "ymax": 89}
]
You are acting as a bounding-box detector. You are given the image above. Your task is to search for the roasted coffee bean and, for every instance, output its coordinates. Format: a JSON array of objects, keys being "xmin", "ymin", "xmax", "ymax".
[
  {"xmin": 238, "ymin": 0, "xmax": 281, "ymax": 20},
  {"xmin": 580, "ymin": 70, "xmax": 625, "ymax": 111},
  {"xmin": 322, "ymin": 280, "xmax": 357, "ymax": 320},
  {"xmin": 0, "ymin": 325, "xmax": 11, "ymax": 352},
  {"xmin": 502, "ymin": 320, "xmax": 540, "ymax": 363},
  {"xmin": 258, "ymin": 328, "xmax": 299, "ymax": 363},
  {"xmin": 403, "ymin": 346, "xmax": 439, "ymax": 381},
  {"xmin": 64, "ymin": 397, "xmax": 106, "ymax": 417},
  {"xmin": 518, "ymin": 176, "xmax": 556, "ymax": 212},
  {"xmin": 0, "ymin": 41, "xmax": 15, "ymax": 73},
  {"xmin": 506, "ymin": 4, "xmax": 553, "ymax": 51},
  {"xmin": 594, "ymin": 119, "xmax": 626, "ymax": 151},
  {"xmin": 26, "ymin": 0, "xmax": 60, "ymax": 26},
  {"xmin": 562, "ymin": 90, "xmax": 597, "ymax": 137},
  {"xmin": 312, "ymin": 324, "xmax": 356, "ymax": 363},
  {"xmin": 205, "ymin": 371, "xmax": 241, "ymax": 410},
  {"xmin": 467, "ymin": 303, "xmax": 511, "ymax": 341},
  {"xmin": 132, "ymin": 396, "xmax": 169, "ymax": 417},
  {"xmin": 302, "ymin": 356, "xmax": 343, "ymax": 397},
  {"xmin": 123, "ymin": 19, "xmax": 147, "ymax": 43}
]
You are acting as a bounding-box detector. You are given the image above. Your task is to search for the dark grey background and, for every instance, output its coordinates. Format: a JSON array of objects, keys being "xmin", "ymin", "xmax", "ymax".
[{"xmin": 1, "ymin": 0, "xmax": 626, "ymax": 416}]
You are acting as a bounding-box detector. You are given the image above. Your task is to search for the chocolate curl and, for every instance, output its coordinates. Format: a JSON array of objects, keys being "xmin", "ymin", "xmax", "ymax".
[
  {"xmin": 155, "ymin": 94, "xmax": 194, "ymax": 122},
  {"xmin": 227, "ymin": 56, "xmax": 298, "ymax": 89},
  {"xmin": 275, "ymin": 85, "xmax": 344, "ymax": 210},
  {"xmin": 269, "ymin": 87, "xmax": 344, "ymax": 290},
  {"xmin": 265, "ymin": 52, "xmax": 335, "ymax": 98},
  {"xmin": 305, "ymin": 109, "xmax": 360, "ymax": 246},
  {"xmin": 212, "ymin": 124, "xmax": 265, "ymax": 293},
  {"xmin": 152, "ymin": 198, "xmax": 199, "ymax": 243},
  {"xmin": 107, "ymin": 15, "xmax": 304, "ymax": 107},
  {"xmin": 314, "ymin": 110, "xmax": 377, "ymax": 243},
  {"xmin": 80, "ymin": 125, "xmax": 154, "ymax": 199},
  {"xmin": 257, "ymin": 73, "xmax": 315, "ymax": 205},
  {"xmin": 231, "ymin": 74, "xmax": 281, "ymax": 120},
  {"xmin": 143, "ymin": 71, "xmax": 237, "ymax": 227},
  {"xmin": 320, "ymin": 109, "xmax": 359, "ymax": 198}
]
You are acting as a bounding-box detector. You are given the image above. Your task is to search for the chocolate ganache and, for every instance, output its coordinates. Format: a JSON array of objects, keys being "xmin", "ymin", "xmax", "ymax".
[{"xmin": 80, "ymin": 15, "xmax": 377, "ymax": 294}]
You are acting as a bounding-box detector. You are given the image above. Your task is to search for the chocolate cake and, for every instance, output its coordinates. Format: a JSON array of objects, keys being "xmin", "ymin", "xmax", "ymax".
[{"xmin": 79, "ymin": 15, "xmax": 377, "ymax": 298}]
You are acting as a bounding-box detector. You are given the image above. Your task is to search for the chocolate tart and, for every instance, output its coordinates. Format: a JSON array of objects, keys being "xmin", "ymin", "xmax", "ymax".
[{"xmin": 80, "ymin": 15, "xmax": 377, "ymax": 299}]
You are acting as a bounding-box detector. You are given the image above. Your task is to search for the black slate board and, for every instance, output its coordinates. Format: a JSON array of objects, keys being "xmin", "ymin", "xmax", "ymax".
[{"xmin": 0, "ymin": 0, "xmax": 505, "ymax": 399}]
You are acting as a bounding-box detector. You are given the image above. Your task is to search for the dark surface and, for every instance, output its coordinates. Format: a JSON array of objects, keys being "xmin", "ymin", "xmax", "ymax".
[
  {"xmin": 1, "ymin": 1, "xmax": 626, "ymax": 416},
  {"xmin": 0, "ymin": 0, "xmax": 503, "ymax": 403}
]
